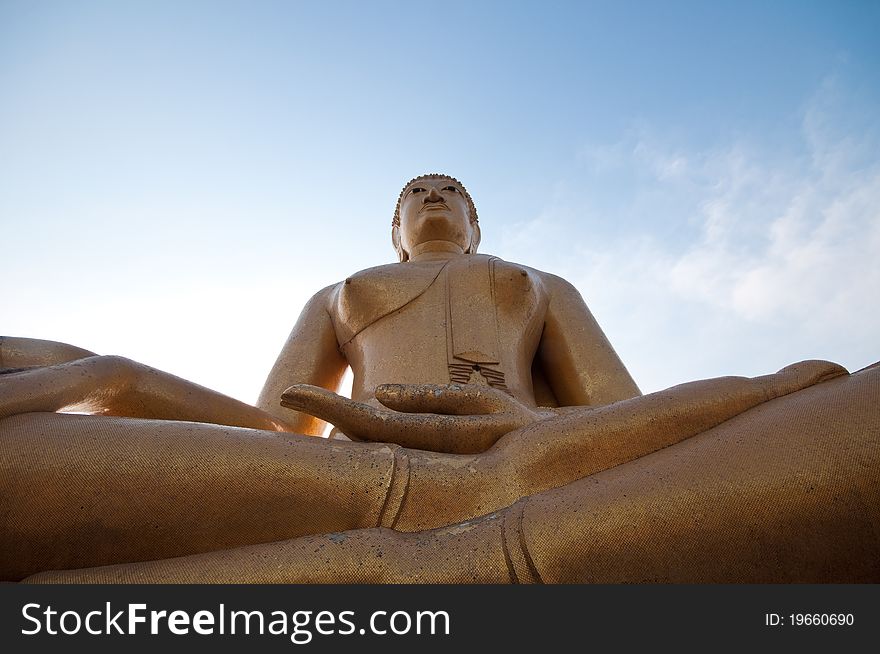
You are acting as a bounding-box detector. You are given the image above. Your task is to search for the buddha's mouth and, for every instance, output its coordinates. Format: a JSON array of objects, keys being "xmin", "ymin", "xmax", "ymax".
[{"xmin": 422, "ymin": 203, "xmax": 450, "ymax": 212}]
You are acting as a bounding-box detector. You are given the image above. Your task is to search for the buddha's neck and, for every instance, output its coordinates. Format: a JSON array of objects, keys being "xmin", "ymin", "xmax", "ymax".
[{"xmin": 408, "ymin": 241, "xmax": 467, "ymax": 262}]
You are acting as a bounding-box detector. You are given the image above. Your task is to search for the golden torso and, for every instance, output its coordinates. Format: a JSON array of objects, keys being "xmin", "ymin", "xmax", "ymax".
[{"xmin": 331, "ymin": 254, "xmax": 549, "ymax": 407}]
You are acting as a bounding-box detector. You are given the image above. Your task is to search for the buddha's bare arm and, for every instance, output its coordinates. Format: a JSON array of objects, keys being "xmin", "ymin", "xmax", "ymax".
[
  {"xmin": 536, "ymin": 273, "xmax": 641, "ymax": 406},
  {"xmin": 281, "ymin": 360, "xmax": 846, "ymax": 456},
  {"xmin": 256, "ymin": 284, "xmax": 348, "ymax": 435}
]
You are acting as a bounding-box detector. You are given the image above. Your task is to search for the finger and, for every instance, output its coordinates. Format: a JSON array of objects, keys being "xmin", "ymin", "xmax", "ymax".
[
  {"xmin": 282, "ymin": 384, "xmax": 525, "ymax": 453},
  {"xmin": 375, "ymin": 383, "xmax": 513, "ymax": 415},
  {"xmin": 281, "ymin": 385, "xmax": 487, "ymax": 443},
  {"xmin": 281, "ymin": 384, "xmax": 523, "ymax": 453},
  {"xmin": 281, "ymin": 385, "xmax": 386, "ymax": 435},
  {"xmin": 353, "ymin": 412, "xmax": 525, "ymax": 454},
  {"xmin": 762, "ymin": 360, "xmax": 849, "ymax": 400}
]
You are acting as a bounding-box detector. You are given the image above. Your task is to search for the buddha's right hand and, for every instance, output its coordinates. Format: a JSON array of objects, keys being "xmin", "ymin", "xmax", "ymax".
[{"xmin": 280, "ymin": 383, "xmax": 553, "ymax": 454}]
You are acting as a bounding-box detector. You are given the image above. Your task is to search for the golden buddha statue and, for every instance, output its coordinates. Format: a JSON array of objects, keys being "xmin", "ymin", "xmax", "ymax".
[
  {"xmin": 257, "ymin": 173, "xmax": 640, "ymax": 448},
  {"xmin": 1, "ymin": 174, "xmax": 877, "ymax": 583}
]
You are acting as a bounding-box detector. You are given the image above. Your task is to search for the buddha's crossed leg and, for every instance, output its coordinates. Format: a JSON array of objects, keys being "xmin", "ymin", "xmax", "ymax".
[
  {"xmin": 25, "ymin": 362, "xmax": 878, "ymax": 584},
  {"xmin": 1, "ymin": 351, "xmax": 850, "ymax": 580}
]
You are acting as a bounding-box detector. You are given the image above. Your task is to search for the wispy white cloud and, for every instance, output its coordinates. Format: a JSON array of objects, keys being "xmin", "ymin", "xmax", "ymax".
[{"xmin": 499, "ymin": 78, "xmax": 880, "ymax": 392}]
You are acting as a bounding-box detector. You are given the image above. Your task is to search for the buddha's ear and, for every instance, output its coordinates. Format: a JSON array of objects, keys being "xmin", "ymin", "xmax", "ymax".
[
  {"xmin": 391, "ymin": 225, "xmax": 408, "ymax": 262},
  {"xmin": 466, "ymin": 222, "xmax": 482, "ymax": 255}
]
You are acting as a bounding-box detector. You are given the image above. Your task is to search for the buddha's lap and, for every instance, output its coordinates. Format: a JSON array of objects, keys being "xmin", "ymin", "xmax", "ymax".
[{"xmin": 0, "ymin": 368, "xmax": 880, "ymax": 564}]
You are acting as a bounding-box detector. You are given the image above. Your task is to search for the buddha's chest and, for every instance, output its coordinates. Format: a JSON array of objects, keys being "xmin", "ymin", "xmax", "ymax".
[{"xmin": 333, "ymin": 256, "xmax": 547, "ymax": 354}]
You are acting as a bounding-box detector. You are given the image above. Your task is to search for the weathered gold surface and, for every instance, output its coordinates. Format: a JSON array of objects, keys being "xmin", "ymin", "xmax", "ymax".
[{"xmin": 1, "ymin": 174, "xmax": 877, "ymax": 583}]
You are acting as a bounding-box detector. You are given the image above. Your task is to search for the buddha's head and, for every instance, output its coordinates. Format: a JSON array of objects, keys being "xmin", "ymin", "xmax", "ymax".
[{"xmin": 392, "ymin": 173, "xmax": 481, "ymax": 262}]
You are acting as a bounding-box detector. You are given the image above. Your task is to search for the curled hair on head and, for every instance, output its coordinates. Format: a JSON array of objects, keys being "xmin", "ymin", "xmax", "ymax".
[{"xmin": 392, "ymin": 173, "xmax": 481, "ymax": 262}]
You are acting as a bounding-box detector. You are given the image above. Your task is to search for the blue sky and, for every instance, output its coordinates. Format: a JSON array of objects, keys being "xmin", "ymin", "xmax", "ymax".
[{"xmin": 2, "ymin": 0, "xmax": 879, "ymax": 402}]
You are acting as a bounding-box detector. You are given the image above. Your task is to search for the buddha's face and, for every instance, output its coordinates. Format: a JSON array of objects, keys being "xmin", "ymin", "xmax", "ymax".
[{"xmin": 396, "ymin": 177, "xmax": 475, "ymax": 259}]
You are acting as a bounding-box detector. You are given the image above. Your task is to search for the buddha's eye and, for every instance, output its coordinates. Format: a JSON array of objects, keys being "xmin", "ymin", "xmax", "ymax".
[
  {"xmin": 410, "ymin": 187, "xmax": 426, "ymax": 194},
  {"xmin": 442, "ymin": 186, "xmax": 459, "ymax": 193}
]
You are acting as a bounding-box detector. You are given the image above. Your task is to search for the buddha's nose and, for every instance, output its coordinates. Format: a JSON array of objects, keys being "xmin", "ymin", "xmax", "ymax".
[{"xmin": 424, "ymin": 187, "xmax": 443, "ymax": 202}]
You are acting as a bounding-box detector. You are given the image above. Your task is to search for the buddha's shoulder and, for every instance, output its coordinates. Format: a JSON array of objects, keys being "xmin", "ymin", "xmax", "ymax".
[
  {"xmin": 346, "ymin": 261, "xmax": 411, "ymax": 282},
  {"xmin": 342, "ymin": 260, "xmax": 447, "ymax": 287}
]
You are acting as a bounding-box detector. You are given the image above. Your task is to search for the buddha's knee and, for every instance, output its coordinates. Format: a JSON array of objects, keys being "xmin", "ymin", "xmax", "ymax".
[{"xmin": 86, "ymin": 355, "xmax": 143, "ymax": 393}]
